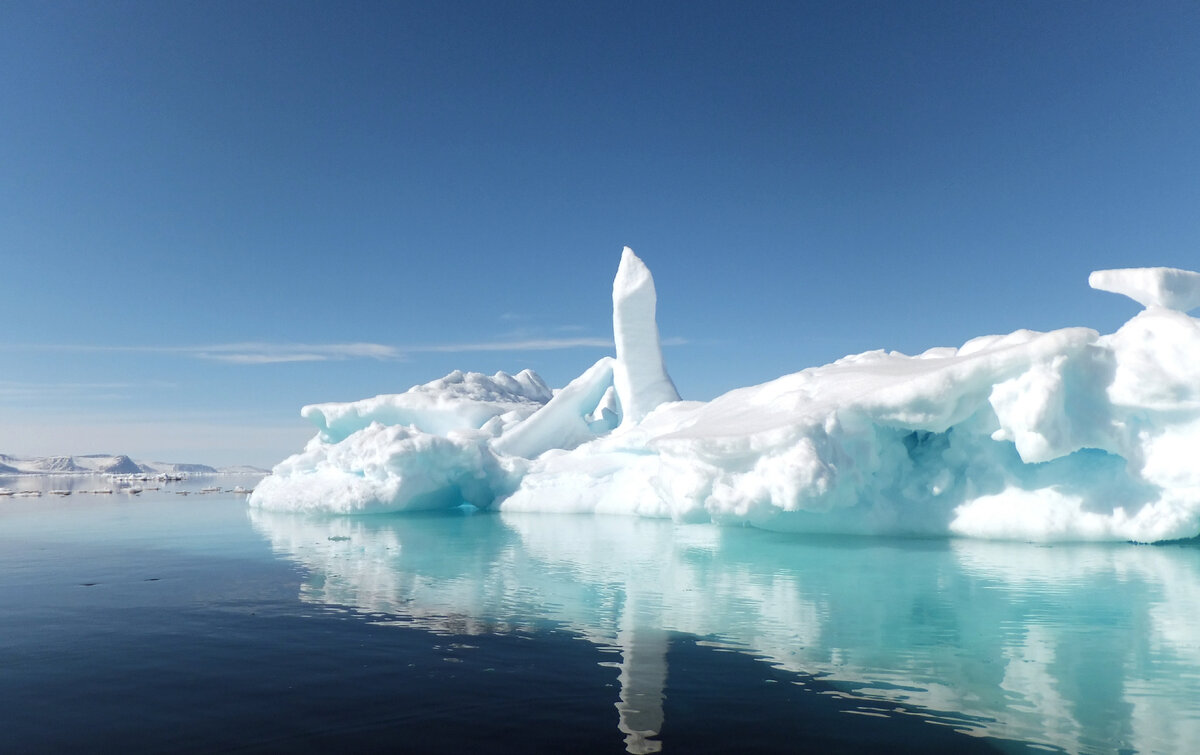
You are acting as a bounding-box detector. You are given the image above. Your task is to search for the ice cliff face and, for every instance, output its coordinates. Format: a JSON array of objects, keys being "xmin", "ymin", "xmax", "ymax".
[{"xmin": 251, "ymin": 256, "xmax": 1200, "ymax": 543}]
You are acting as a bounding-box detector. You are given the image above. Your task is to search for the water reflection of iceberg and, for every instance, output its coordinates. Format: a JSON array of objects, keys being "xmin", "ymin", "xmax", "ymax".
[{"xmin": 249, "ymin": 510, "xmax": 1200, "ymax": 753}]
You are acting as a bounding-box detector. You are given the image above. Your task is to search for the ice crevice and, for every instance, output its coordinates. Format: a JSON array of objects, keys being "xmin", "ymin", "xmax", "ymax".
[{"xmin": 250, "ymin": 257, "xmax": 1200, "ymax": 543}]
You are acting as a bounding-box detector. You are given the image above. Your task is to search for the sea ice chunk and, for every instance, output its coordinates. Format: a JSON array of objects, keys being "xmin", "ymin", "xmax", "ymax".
[
  {"xmin": 250, "ymin": 422, "xmax": 505, "ymax": 514},
  {"xmin": 493, "ymin": 357, "xmax": 617, "ymax": 459},
  {"xmin": 302, "ymin": 369, "xmax": 551, "ymax": 442},
  {"xmin": 1089, "ymin": 267, "xmax": 1200, "ymax": 311},
  {"xmin": 1102, "ymin": 307, "xmax": 1200, "ymax": 412}
]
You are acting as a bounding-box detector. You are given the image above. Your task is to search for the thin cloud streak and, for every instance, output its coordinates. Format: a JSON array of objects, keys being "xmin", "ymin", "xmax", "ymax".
[
  {"xmin": 2, "ymin": 335, "xmax": 688, "ymax": 363},
  {"xmin": 200, "ymin": 353, "xmax": 333, "ymax": 364},
  {"xmin": 418, "ymin": 337, "xmax": 615, "ymax": 352},
  {"xmin": 5, "ymin": 342, "xmax": 403, "ymax": 363},
  {"xmin": 192, "ymin": 342, "xmax": 402, "ymax": 363}
]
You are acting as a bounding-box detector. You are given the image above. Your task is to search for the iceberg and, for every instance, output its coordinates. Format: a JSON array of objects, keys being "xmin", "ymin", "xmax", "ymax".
[{"xmin": 250, "ymin": 253, "xmax": 1200, "ymax": 543}]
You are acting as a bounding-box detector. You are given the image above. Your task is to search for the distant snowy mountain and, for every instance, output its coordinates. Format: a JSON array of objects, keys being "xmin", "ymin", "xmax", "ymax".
[
  {"xmin": 0, "ymin": 454, "xmax": 266, "ymax": 475},
  {"xmin": 28, "ymin": 455, "xmax": 86, "ymax": 473},
  {"xmin": 76, "ymin": 454, "xmax": 145, "ymax": 474}
]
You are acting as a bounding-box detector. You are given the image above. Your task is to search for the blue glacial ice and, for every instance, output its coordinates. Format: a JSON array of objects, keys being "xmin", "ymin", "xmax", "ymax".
[{"xmin": 250, "ymin": 249, "xmax": 1200, "ymax": 543}]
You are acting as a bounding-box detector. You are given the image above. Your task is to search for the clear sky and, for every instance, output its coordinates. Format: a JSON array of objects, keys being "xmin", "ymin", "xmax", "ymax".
[{"xmin": 2, "ymin": 1, "xmax": 1198, "ymax": 468}]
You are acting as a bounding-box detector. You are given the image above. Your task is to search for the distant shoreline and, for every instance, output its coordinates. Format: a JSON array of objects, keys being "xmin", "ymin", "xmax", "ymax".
[
  {"xmin": 0, "ymin": 453, "xmax": 267, "ymax": 477},
  {"xmin": 0, "ymin": 470, "xmax": 267, "ymax": 477}
]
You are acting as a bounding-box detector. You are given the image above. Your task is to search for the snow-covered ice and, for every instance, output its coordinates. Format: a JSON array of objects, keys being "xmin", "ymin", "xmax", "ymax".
[
  {"xmin": 1089, "ymin": 266, "xmax": 1200, "ymax": 311},
  {"xmin": 251, "ymin": 252, "xmax": 1200, "ymax": 543},
  {"xmin": 301, "ymin": 368, "xmax": 552, "ymax": 443},
  {"xmin": 610, "ymin": 246, "xmax": 680, "ymax": 427}
]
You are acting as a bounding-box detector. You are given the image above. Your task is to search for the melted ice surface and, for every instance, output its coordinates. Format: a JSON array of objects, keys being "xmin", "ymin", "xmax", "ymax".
[{"xmin": 252, "ymin": 253, "xmax": 1200, "ymax": 543}]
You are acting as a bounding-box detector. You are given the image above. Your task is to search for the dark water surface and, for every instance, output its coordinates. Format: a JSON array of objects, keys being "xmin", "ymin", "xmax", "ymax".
[{"xmin": 2, "ymin": 479, "xmax": 1198, "ymax": 753}]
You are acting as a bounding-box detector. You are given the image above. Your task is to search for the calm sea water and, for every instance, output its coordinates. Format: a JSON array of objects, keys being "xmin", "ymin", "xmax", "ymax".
[{"xmin": 2, "ymin": 477, "xmax": 1198, "ymax": 753}]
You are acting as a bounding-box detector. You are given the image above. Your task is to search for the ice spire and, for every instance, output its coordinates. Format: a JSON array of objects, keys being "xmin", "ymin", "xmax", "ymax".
[{"xmin": 612, "ymin": 247, "xmax": 680, "ymax": 427}]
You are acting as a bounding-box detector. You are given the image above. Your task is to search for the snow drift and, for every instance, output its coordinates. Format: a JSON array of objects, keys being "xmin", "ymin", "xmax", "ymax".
[{"xmin": 251, "ymin": 249, "xmax": 1200, "ymax": 543}]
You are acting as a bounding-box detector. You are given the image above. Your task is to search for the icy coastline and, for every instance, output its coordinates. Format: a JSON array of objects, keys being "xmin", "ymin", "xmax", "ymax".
[
  {"xmin": 0, "ymin": 453, "xmax": 262, "ymax": 476},
  {"xmin": 251, "ymin": 249, "xmax": 1200, "ymax": 543}
]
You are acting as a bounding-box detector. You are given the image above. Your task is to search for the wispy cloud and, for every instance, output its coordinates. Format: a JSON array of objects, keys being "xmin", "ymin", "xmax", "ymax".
[
  {"xmin": 188, "ymin": 342, "xmax": 402, "ymax": 364},
  {"xmin": 411, "ymin": 335, "xmax": 691, "ymax": 352},
  {"xmin": 5, "ymin": 342, "xmax": 403, "ymax": 364},
  {"xmin": 416, "ymin": 337, "xmax": 615, "ymax": 353},
  {"xmin": 1, "ymin": 334, "xmax": 688, "ymax": 363}
]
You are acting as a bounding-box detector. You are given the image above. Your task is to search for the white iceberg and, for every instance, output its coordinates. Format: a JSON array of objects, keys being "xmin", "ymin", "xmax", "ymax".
[{"xmin": 251, "ymin": 253, "xmax": 1200, "ymax": 543}]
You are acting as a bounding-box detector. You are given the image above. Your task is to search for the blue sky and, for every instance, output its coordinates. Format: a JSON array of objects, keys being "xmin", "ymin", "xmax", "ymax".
[{"xmin": 2, "ymin": 1, "xmax": 1198, "ymax": 467}]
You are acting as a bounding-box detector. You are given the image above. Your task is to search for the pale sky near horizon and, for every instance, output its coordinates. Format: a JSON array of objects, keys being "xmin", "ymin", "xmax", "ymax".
[{"xmin": 2, "ymin": 1, "xmax": 1198, "ymax": 468}]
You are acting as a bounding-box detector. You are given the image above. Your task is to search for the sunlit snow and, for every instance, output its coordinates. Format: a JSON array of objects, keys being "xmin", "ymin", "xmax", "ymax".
[{"xmin": 251, "ymin": 252, "xmax": 1200, "ymax": 543}]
